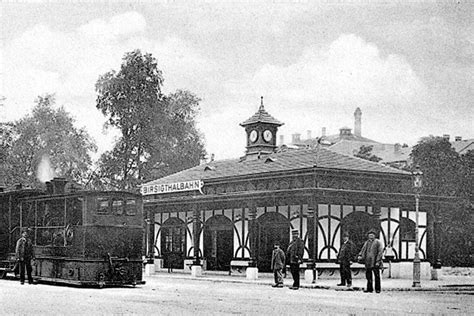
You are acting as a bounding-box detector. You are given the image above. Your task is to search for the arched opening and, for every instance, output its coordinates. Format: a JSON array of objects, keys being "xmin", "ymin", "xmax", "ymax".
[
  {"xmin": 204, "ymin": 215, "xmax": 233, "ymax": 271},
  {"xmin": 161, "ymin": 217, "xmax": 186, "ymax": 269},
  {"xmin": 341, "ymin": 211, "xmax": 380, "ymax": 254},
  {"xmin": 257, "ymin": 212, "xmax": 290, "ymax": 272}
]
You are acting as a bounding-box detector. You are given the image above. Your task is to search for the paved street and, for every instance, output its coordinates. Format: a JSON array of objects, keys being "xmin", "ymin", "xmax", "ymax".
[{"xmin": 1, "ymin": 275, "xmax": 472, "ymax": 315}]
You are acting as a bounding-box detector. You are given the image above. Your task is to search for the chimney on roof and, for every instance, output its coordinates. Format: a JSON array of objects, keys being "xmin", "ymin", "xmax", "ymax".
[
  {"xmin": 199, "ymin": 154, "xmax": 207, "ymax": 165},
  {"xmin": 292, "ymin": 133, "xmax": 301, "ymax": 144},
  {"xmin": 321, "ymin": 127, "xmax": 326, "ymax": 137},
  {"xmin": 443, "ymin": 134, "xmax": 450, "ymax": 141},
  {"xmin": 279, "ymin": 134, "xmax": 284, "ymax": 145},
  {"xmin": 339, "ymin": 127, "xmax": 352, "ymax": 137},
  {"xmin": 455, "ymin": 136, "xmax": 462, "ymax": 141},
  {"xmin": 307, "ymin": 130, "xmax": 312, "ymax": 140},
  {"xmin": 354, "ymin": 107, "xmax": 362, "ymax": 137},
  {"xmin": 394, "ymin": 143, "xmax": 401, "ymax": 153}
]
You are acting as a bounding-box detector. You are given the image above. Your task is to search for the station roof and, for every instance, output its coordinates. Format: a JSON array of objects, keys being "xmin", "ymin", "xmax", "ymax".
[{"xmin": 143, "ymin": 146, "xmax": 409, "ymax": 187}]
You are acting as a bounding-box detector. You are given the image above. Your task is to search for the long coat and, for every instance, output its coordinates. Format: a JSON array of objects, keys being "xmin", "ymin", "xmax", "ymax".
[
  {"xmin": 286, "ymin": 238, "xmax": 304, "ymax": 265},
  {"xmin": 337, "ymin": 240, "xmax": 355, "ymax": 264},
  {"xmin": 15, "ymin": 237, "xmax": 34, "ymax": 261},
  {"xmin": 358, "ymin": 238, "xmax": 384, "ymax": 268},
  {"xmin": 271, "ymin": 248, "xmax": 286, "ymax": 270}
]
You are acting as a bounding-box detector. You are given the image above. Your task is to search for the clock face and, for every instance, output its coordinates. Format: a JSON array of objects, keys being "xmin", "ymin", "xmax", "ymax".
[
  {"xmin": 263, "ymin": 130, "xmax": 273, "ymax": 142},
  {"xmin": 249, "ymin": 130, "xmax": 258, "ymax": 143}
]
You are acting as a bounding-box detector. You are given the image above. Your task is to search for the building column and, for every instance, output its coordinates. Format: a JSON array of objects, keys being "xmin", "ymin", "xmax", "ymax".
[
  {"xmin": 246, "ymin": 201, "xmax": 258, "ymax": 280},
  {"xmin": 433, "ymin": 203, "xmax": 442, "ymax": 267},
  {"xmin": 146, "ymin": 207, "xmax": 155, "ymax": 262},
  {"xmin": 144, "ymin": 207, "xmax": 155, "ymax": 276},
  {"xmin": 306, "ymin": 196, "xmax": 318, "ymax": 283},
  {"xmin": 248, "ymin": 202, "xmax": 257, "ymax": 266},
  {"xmin": 372, "ymin": 203, "xmax": 382, "ymax": 234},
  {"xmin": 192, "ymin": 206, "xmax": 202, "ymax": 265},
  {"xmin": 191, "ymin": 205, "xmax": 203, "ymax": 277}
]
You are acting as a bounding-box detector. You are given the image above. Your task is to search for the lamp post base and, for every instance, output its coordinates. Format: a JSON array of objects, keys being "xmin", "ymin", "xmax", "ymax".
[{"xmin": 412, "ymin": 254, "xmax": 421, "ymax": 287}]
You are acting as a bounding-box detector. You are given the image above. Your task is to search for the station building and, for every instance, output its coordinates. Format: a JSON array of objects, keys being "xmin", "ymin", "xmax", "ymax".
[{"xmin": 142, "ymin": 98, "xmax": 455, "ymax": 279}]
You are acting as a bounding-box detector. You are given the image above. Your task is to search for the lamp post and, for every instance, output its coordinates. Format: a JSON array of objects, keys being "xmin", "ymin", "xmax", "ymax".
[{"xmin": 412, "ymin": 166, "xmax": 423, "ymax": 288}]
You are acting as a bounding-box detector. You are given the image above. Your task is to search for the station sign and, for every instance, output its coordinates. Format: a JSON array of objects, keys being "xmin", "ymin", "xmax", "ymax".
[{"xmin": 141, "ymin": 180, "xmax": 204, "ymax": 195}]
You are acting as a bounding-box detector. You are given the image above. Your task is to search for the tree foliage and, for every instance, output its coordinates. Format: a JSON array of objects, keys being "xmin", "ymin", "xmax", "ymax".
[
  {"xmin": 3, "ymin": 94, "xmax": 97, "ymax": 188},
  {"xmin": 93, "ymin": 50, "xmax": 206, "ymax": 190},
  {"xmin": 354, "ymin": 145, "xmax": 382, "ymax": 162},
  {"xmin": 410, "ymin": 136, "xmax": 473, "ymax": 267}
]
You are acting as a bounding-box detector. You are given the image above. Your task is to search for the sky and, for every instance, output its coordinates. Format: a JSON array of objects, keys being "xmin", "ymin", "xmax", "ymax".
[{"xmin": 1, "ymin": 0, "xmax": 473, "ymax": 162}]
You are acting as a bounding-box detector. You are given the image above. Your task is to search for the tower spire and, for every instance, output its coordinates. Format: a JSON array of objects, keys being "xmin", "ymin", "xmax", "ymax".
[{"xmin": 260, "ymin": 96, "xmax": 264, "ymax": 110}]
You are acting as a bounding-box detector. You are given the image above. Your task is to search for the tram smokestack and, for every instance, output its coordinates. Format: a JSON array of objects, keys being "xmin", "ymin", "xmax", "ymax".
[{"xmin": 45, "ymin": 181, "xmax": 53, "ymax": 194}]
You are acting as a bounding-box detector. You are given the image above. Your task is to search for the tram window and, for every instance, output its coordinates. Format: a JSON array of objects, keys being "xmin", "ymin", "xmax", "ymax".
[
  {"xmin": 97, "ymin": 197, "xmax": 110, "ymax": 215},
  {"xmin": 66, "ymin": 197, "xmax": 83, "ymax": 226},
  {"xmin": 125, "ymin": 199, "xmax": 137, "ymax": 216},
  {"xmin": 112, "ymin": 199, "xmax": 124, "ymax": 215}
]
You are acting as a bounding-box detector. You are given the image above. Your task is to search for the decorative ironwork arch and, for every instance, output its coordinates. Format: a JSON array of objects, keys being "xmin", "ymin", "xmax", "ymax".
[
  {"xmin": 256, "ymin": 212, "xmax": 291, "ymax": 272},
  {"xmin": 204, "ymin": 215, "xmax": 233, "ymax": 271},
  {"xmin": 341, "ymin": 211, "xmax": 380, "ymax": 254},
  {"xmin": 161, "ymin": 217, "xmax": 186, "ymax": 269}
]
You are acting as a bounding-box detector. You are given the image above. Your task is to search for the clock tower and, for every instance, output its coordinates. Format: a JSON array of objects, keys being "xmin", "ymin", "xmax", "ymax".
[{"xmin": 240, "ymin": 96, "xmax": 283, "ymax": 158}]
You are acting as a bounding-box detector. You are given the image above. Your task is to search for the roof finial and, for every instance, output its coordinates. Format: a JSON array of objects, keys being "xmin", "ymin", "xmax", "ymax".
[{"xmin": 259, "ymin": 96, "xmax": 264, "ymax": 110}]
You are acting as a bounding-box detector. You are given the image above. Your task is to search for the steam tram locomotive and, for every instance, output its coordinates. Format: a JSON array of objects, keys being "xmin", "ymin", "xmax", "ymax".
[{"xmin": 0, "ymin": 178, "xmax": 145, "ymax": 287}]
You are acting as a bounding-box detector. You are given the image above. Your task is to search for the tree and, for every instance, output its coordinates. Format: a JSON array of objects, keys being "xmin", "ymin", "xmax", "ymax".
[
  {"xmin": 410, "ymin": 136, "xmax": 472, "ymax": 266},
  {"xmin": 146, "ymin": 90, "xmax": 206, "ymax": 180},
  {"xmin": 410, "ymin": 137, "xmax": 462, "ymax": 196},
  {"xmin": 354, "ymin": 145, "xmax": 382, "ymax": 162},
  {"xmin": 94, "ymin": 50, "xmax": 206, "ymax": 190},
  {"xmin": 3, "ymin": 94, "xmax": 97, "ymax": 188}
]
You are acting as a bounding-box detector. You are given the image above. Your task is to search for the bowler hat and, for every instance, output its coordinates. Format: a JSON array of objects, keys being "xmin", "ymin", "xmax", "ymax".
[{"xmin": 367, "ymin": 229, "xmax": 377, "ymax": 236}]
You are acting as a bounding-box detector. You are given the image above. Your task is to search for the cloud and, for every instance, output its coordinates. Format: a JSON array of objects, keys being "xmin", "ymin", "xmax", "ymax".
[
  {"xmin": 208, "ymin": 34, "xmax": 436, "ymax": 157},
  {"xmin": 233, "ymin": 34, "xmax": 427, "ymax": 110},
  {"xmin": 2, "ymin": 8, "xmax": 471, "ymax": 164},
  {"xmin": 1, "ymin": 11, "xmax": 213, "ymax": 159},
  {"xmin": 78, "ymin": 11, "xmax": 146, "ymax": 41}
]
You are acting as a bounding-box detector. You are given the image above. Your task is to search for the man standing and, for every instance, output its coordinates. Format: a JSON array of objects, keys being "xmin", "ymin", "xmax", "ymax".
[
  {"xmin": 15, "ymin": 229, "xmax": 35, "ymax": 285},
  {"xmin": 271, "ymin": 242, "xmax": 286, "ymax": 288},
  {"xmin": 358, "ymin": 229, "xmax": 384, "ymax": 293},
  {"xmin": 286, "ymin": 229, "xmax": 304, "ymax": 290},
  {"xmin": 337, "ymin": 231, "xmax": 355, "ymax": 287}
]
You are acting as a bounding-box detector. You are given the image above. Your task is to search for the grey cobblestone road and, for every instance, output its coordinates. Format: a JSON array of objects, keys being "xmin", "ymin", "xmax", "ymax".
[{"xmin": 0, "ymin": 275, "xmax": 472, "ymax": 315}]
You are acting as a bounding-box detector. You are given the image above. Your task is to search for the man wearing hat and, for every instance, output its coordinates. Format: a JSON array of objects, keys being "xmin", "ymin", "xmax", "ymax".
[
  {"xmin": 271, "ymin": 241, "xmax": 286, "ymax": 288},
  {"xmin": 286, "ymin": 229, "xmax": 304, "ymax": 290},
  {"xmin": 15, "ymin": 228, "xmax": 35, "ymax": 285},
  {"xmin": 358, "ymin": 229, "xmax": 384, "ymax": 293},
  {"xmin": 337, "ymin": 231, "xmax": 355, "ymax": 287}
]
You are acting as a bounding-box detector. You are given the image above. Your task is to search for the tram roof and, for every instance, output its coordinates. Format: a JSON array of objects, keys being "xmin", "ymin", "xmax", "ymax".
[{"xmin": 143, "ymin": 147, "xmax": 409, "ymax": 187}]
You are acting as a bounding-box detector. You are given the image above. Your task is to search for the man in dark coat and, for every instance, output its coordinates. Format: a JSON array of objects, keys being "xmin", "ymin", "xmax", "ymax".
[
  {"xmin": 358, "ymin": 229, "xmax": 384, "ymax": 293},
  {"xmin": 337, "ymin": 231, "xmax": 355, "ymax": 287},
  {"xmin": 286, "ymin": 229, "xmax": 304, "ymax": 290},
  {"xmin": 15, "ymin": 229, "xmax": 35, "ymax": 285},
  {"xmin": 271, "ymin": 242, "xmax": 286, "ymax": 287}
]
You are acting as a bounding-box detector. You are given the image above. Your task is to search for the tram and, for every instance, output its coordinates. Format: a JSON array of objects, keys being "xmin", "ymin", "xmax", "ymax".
[{"xmin": 0, "ymin": 178, "xmax": 145, "ymax": 287}]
